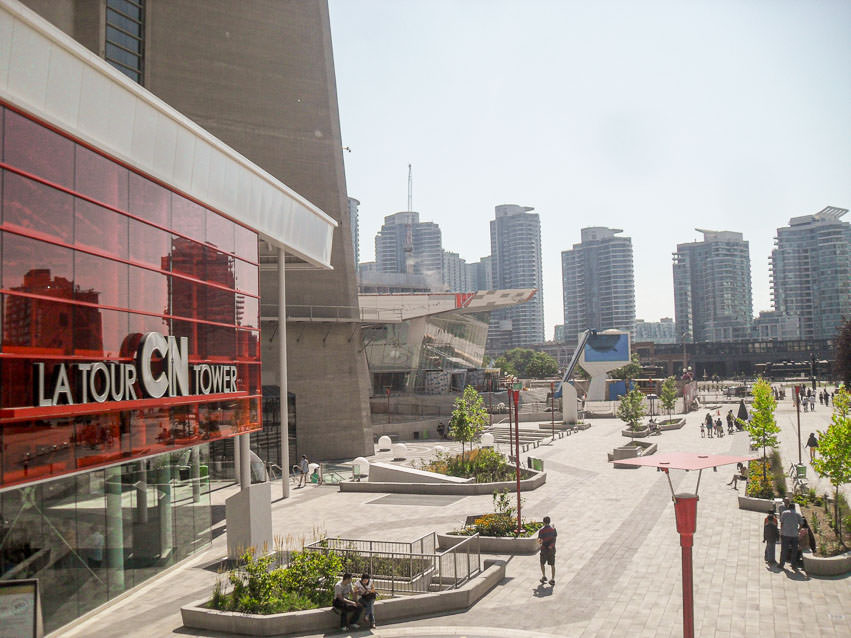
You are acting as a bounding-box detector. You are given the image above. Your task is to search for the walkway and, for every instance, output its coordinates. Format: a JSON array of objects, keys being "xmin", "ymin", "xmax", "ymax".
[{"xmin": 61, "ymin": 400, "xmax": 851, "ymax": 638}]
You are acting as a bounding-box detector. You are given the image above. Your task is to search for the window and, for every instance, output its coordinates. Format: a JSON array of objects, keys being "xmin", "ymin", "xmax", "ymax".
[{"xmin": 105, "ymin": 0, "xmax": 144, "ymax": 84}]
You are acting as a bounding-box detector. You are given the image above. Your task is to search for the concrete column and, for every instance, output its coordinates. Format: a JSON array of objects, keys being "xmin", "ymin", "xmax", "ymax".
[
  {"xmin": 191, "ymin": 446, "xmax": 201, "ymax": 503},
  {"xmin": 157, "ymin": 464, "xmax": 173, "ymax": 560},
  {"xmin": 105, "ymin": 466, "xmax": 124, "ymax": 592},
  {"xmin": 278, "ymin": 247, "xmax": 290, "ymax": 499},
  {"xmin": 134, "ymin": 461, "xmax": 148, "ymax": 523},
  {"xmin": 239, "ymin": 434, "xmax": 251, "ymax": 490},
  {"xmin": 233, "ymin": 437, "xmax": 240, "ymax": 482}
]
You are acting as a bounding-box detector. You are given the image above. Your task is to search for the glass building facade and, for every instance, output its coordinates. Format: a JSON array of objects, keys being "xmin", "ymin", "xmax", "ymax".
[{"xmin": 0, "ymin": 104, "xmax": 260, "ymax": 632}]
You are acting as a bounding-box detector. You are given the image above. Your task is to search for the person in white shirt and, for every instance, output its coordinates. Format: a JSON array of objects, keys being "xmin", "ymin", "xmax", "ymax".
[
  {"xmin": 332, "ymin": 573, "xmax": 360, "ymax": 630},
  {"xmin": 353, "ymin": 572, "xmax": 377, "ymax": 628},
  {"xmin": 298, "ymin": 455, "xmax": 309, "ymax": 487}
]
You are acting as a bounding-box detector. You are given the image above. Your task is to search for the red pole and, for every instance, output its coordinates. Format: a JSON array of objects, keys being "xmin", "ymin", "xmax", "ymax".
[
  {"xmin": 507, "ymin": 387, "xmax": 513, "ymax": 453},
  {"xmin": 674, "ymin": 493, "xmax": 698, "ymax": 638},
  {"xmin": 514, "ymin": 389, "xmax": 521, "ymax": 533}
]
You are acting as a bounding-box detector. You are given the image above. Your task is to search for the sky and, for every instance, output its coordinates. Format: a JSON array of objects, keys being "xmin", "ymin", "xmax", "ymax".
[{"xmin": 328, "ymin": 0, "xmax": 851, "ymax": 338}]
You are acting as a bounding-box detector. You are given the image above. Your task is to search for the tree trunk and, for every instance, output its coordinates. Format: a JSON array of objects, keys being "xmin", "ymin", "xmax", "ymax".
[{"xmin": 836, "ymin": 486, "xmax": 841, "ymax": 541}]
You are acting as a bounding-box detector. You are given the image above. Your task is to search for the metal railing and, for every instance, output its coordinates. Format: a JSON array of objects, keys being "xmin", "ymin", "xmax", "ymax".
[
  {"xmin": 260, "ymin": 303, "xmax": 405, "ymax": 323},
  {"xmin": 303, "ymin": 532, "xmax": 479, "ymax": 596}
]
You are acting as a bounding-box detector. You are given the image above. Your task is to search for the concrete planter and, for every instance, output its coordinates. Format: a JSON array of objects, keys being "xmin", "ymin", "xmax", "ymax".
[
  {"xmin": 437, "ymin": 532, "xmax": 539, "ymax": 555},
  {"xmin": 181, "ymin": 560, "xmax": 506, "ymax": 636},
  {"xmin": 658, "ymin": 418, "xmax": 686, "ymax": 430},
  {"xmin": 573, "ymin": 422, "xmax": 591, "ymax": 430},
  {"xmin": 737, "ymin": 495, "xmax": 775, "ymax": 513},
  {"xmin": 621, "ymin": 427, "xmax": 650, "ymax": 438},
  {"xmin": 608, "ymin": 441, "xmax": 658, "ymax": 468},
  {"xmin": 803, "ymin": 550, "xmax": 851, "ymax": 577}
]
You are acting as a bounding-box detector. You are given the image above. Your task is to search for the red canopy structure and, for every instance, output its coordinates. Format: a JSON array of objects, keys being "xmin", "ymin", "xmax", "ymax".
[{"xmin": 612, "ymin": 452, "xmax": 754, "ymax": 638}]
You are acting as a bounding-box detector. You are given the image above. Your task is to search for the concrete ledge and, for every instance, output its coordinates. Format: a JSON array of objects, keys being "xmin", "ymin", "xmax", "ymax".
[
  {"xmin": 737, "ymin": 496, "xmax": 775, "ymax": 513},
  {"xmin": 621, "ymin": 427, "xmax": 650, "ymax": 438},
  {"xmin": 609, "ymin": 441, "xmax": 658, "ymax": 468},
  {"xmin": 368, "ymin": 462, "xmax": 474, "ymax": 484},
  {"xmin": 658, "ymin": 418, "xmax": 686, "ymax": 430},
  {"xmin": 437, "ymin": 532, "xmax": 538, "ymax": 555},
  {"xmin": 340, "ymin": 470, "xmax": 546, "ymax": 495},
  {"xmin": 803, "ymin": 550, "xmax": 851, "ymax": 577},
  {"xmin": 573, "ymin": 422, "xmax": 591, "ymax": 430},
  {"xmin": 180, "ymin": 560, "xmax": 507, "ymax": 636}
]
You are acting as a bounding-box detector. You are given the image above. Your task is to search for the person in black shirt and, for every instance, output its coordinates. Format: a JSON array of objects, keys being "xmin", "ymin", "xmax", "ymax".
[{"xmin": 537, "ymin": 516, "xmax": 557, "ymax": 586}]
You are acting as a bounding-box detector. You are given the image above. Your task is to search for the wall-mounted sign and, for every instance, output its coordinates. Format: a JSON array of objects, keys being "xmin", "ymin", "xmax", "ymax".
[
  {"xmin": 33, "ymin": 332, "xmax": 238, "ymax": 407},
  {"xmin": 0, "ymin": 579, "xmax": 42, "ymax": 638}
]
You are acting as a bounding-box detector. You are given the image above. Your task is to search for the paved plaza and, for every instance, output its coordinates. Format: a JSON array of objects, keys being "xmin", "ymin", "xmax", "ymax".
[{"xmin": 61, "ymin": 396, "xmax": 851, "ymax": 638}]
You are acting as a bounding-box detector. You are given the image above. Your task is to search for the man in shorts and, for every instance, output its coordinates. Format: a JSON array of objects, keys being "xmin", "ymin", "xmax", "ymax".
[{"xmin": 537, "ymin": 515, "xmax": 557, "ymax": 585}]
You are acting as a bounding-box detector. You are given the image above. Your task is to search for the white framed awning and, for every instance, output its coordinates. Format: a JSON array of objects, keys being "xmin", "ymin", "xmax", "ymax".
[{"xmin": 0, "ymin": 0, "xmax": 336, "ymax": 268}]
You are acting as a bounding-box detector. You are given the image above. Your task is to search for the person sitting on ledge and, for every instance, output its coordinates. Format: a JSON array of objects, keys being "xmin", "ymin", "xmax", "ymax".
[{"xmin": 727, "ymin": 462, "xmax": 747, "ymax": 490}]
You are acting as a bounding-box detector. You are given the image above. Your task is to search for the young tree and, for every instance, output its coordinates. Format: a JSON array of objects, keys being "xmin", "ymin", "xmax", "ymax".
[
  {"xmin": 449, "ymin": 385, "xmax": 490, "ymax": 458},
  {"xmin": 812, "ymin": 387, "xmax": 851, "ymax": 544},
  {"xmin": 738, "ymin": 378, "xmax": 780, "ymax": 484},
  {"xmin": 659, "ymin": 376, "xmax": 678, "ymax": 422},
  {"xmin": 610, "ymin": 353, "xmax": 641, "ymax": 385},
  {"xmin": 835, "ymin": 318, "xmax": 851, "ymax": 388},
  {"xmin": 616, "ymin": 388, "xmax": 646, "ymax": 434}
]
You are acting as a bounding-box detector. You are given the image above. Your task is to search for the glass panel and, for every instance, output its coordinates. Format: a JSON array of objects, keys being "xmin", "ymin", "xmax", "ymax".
[
  {"xmin": 128, "ymin": 173, "xmax": 169, "ymax": 227},
  {"xmin": 3, "ymin": 298, "xmax": 74, "ymax": 355},
  {"xmin": 236, "ymin": 295, "xmax": 258, "ymax": 328},
  {"xmin": 106, "ymin": 8, "xmax": 141, "ymax": 37},
  {"xmin": 171, "ymin": 195, "xmax": 205, "ymax": 244},
  {"xmin": 148, "ymin": 455, "xmax": 175, "ymax": 568},
  {"xmin": 234, "ymin": 258, "xmax": 258, "ymax": 295},
  {"xmin": 203, "ymin": 325, "xmax": 235, "ymax": 360},
  {"xmin": 106, "ymin": 25, "xmax": 141, "ymax": 54},
  {"xmin": 112, "ymin": 65, "xmax": 141, "ymax": 83},
  {"xmin": 129, "ymin": 219, "xmax": 170, "ymax": 269},
  {"xmin": 74, "ymin": 252, "xmax": 128, "ymax": 309},
  {"xmin": 170, "ymin": 236, "xmax": 204, "ymax": 279},
  {"xmin": 107, "ymin": 0, "xmax": 142, "ymax": 21},
  {"xmin": 75, "ymin": 146, "xmax": 129, "ymax": 210},
  {"xmin": 237, "ymin": 363, "xmax": 261, "ymax": 395},
  {"xmin": 193, "ymin": 445, "xmax": 212, "ymax": 552},
  {"xmin": 0, "ymin": 359, "xmax": 30, "ymax": 407},
  {"xmin": 237, "ymin": 329, "xmax": 259, "ymax": 361},
  {"xmin": 3, "ymin": 110, "xmax": 74, "ymax": 188},
  {"xmin": 3, "ymin": 233, "xmax": 73, "ymax": 296},
  {"xmin": 3, "ymin": 418, "xmax": 75, "ymax": 485},
  {"xmin": 128, "ymin": 311, "xmax": 169, "ymax": 340},
  {"xmin": 75, "ymin": 413, "xmax": 124, "ymax": 469},
  {"xmin": 170, "ymin": 319, "xmax": 201, "ymax": 358},
  {"xmin": 171, "ymin": 448, "xmax": 195, "ymax": 561},
  {"xmin": 3, "ymin": 172, "xmax": 73, "ymax": 242},
  {"xmin": 205, "ymin": 210, "xmax": 234, "ymax": 254},
  {"xmin": 75, "ymin": 470, "xmax": 108, "ymax": 618},
  {"xmin": 206, "ymin": 287, "xmax": 235, "ymax": 325},
  {"xmin": 73, "ymin": 306, "xmax": 127, "ymax": 358},
  {"xmin": 128, "ymin": 265, "xmax": 168, "ymax": 316},
  {"xmin": 171, "ymin": 277, "xmax": 205, "ymax": 322},
  {"xmin": 105, "ymin": 43, "xmax": 141, "ymax": 71},
  {"xmin": 234, "ymin": 225, "xmax": 257, "ymax": 262},
  {"xmin": 204, "ymin": 245, "xmax": 234, "ymax": 288},
  {"xmin": 74, "ymin": 198, "xmax": 128, "ymax": 258}
]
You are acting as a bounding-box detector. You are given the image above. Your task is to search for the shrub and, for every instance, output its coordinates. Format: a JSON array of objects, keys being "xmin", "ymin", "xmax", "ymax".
[
  {"xmin": 745, "ymin": 459, "xmax": 774, "ymax": 499},
  {"xmin": 425, "ymin": 448, "xmax": 516, "ymax": 483}
]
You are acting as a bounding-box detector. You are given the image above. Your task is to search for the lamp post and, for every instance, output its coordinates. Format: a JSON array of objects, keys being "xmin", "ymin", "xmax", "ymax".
[
  {"xmin": 613, "ymin": 453, "xmax": 753, "ymax": 638},
  {"xmin": 513, "ymin": 388, "xmax": 521, "ymax": 534},
  {"xmin": 795, "ymin": 385, "xmax": 802, "ymax": 465},
  {"xmin": 550, "ymin": 381, "xmax": 555, "ymax": 441}
]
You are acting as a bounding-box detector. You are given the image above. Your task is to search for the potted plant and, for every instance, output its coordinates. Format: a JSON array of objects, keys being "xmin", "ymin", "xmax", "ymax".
[{"xmin": 618, "ymin": 388, "xmax": 648, "ymax": 438}]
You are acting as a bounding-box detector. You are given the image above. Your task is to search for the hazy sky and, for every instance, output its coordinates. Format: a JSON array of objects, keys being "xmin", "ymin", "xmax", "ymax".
[{"xmin": 328, "ymin": 0, "xmax": 851, "ymax": 338}]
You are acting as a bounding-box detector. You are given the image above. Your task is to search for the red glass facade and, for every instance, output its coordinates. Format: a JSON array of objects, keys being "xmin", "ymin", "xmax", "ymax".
[{"xmin": 0, "ymin": 103, "xmax": 261, "ymax": 488}]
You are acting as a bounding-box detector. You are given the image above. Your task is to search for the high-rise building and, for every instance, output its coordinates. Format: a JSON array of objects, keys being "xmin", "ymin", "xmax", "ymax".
[
  {"xmin": 753, "ymin": 311, "xmax": 801, "ymax": 341},
  {"xmin": 488, "ymin": 205, "xmax": 544, "ymax": 352},
  {"xmin": 374, "ymin": 211, "xmax": 444, "ymax": 288},
  {"xmin": 348, "ymin": 197, "xmax": 360, "ymax": 266},
  {"xmin": 554, "ymin": 324, "xmax": 566, "ymax": 343},
  {"xmin": 673, "ymin": 229, "xmax": 753, "ymax": 342},
  {"xmin": 442, "ymin": 251, "xmax": 467, "ymax": 292},
  {"xmin": 561, "ymin": 227, "xmax": 635, "ymax": 347},
  {"xmin": 465, "ymin": 256, "xmax": 493, "ymax": 292},
  {"xmin": 634, "ymin": 318, "xmax": 678, "ymax": 344},
  {"xmin": 771, "ymin": 206, "xmax": 851, "ymax": 340}
]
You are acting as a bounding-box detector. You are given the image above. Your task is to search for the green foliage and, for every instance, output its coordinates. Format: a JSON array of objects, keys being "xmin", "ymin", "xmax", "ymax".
[
  {"xmin": 454, "ymin": 489, "xmax": 543, "ymax": 538},
  {"xmin": 616, "ymin": 388, "xmax": 646, "ymax": 430},
  {"xmin": 211, "ymin": 549, "xmax": 342, "ymax": 614},
  {"xmin": 812, "ymin": 388, "xmax": 851, "ymax": 543},
  {"xmin": 834, "ymin": 319, "xmax": 851, "ymax": 388},
  {"xmin": 659, "ymin": 376, "xmax": 678, "ymax": 418},
  {"xmin": 740, "ymin": 379, "xmax": 780, "ymax": 459},
  {"xmin": 493, "ymin": 348, "xmax": 559, "ymax": 378},
  {"xmin": 769, "ymin": 449, "xmax": 787, "ymax": 497},
  {"xmin": 745, "ymin": 459, "xmax": 775, "ymax": 499},
  {"xmin": 610, "ymin": 353, "xmax": 641, "ymax": 381},
  {"xmin": 449, "ymin": 386, "xmax": 490, "ymax": 456},
  {"xmin": 426, "ymin": 448, "xmax": 515, "ymax": 483}
]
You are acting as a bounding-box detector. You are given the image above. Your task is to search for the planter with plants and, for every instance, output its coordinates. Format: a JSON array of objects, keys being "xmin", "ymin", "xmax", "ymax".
[
  {"xmin": 737, "ymin": 379, "xmax": 783, "ymax": 512},
  {"xmin": 657, "ymin": 377, "xmax": 684, "ymax": 429},
  {"xmin": 737, "ymin": 453, "xmax": 785, "ymax": 512},
  {"xmin": 439, "ymin": 490, "xmax": 543, "ymax": 554},
  {"xmin": 792, "ymin": 489, "xmax": 851, "ymax": 576},
  {"xmin": 617, "ymin": 388, "xmax": 648, "ymax": 439}
]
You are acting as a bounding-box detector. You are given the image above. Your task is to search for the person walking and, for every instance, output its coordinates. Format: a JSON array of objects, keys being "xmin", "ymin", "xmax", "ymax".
[
  {"xmin": 763, "ymin": 512, "xmax": 779, "ymax": 565},
  {"xmin": 537, "ymin": 516, "xmax": 557, "ymax": 586},
  {"xmin": 705, "ymin": 413, "xmax": 714, "ymax": 439},
  {"xmin": 806, "ymin": 433, "xmax": 819, "ymax": 462},
  {"xmin": 726, "ymin": 410, "xmax": 735, "ymax": 434},
  {"xmin": 298, "ymin": 454, "xmax": 309, "ymax": 487},
  {"xmin": 778, "ymin": 503, "xmax": 803, "ymax": 570}
]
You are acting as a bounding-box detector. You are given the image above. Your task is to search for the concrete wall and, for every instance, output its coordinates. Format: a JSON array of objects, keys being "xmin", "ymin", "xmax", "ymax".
[{"xmin": 367, "ymin": 462, "xmax": 473, "ymax": 485}]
